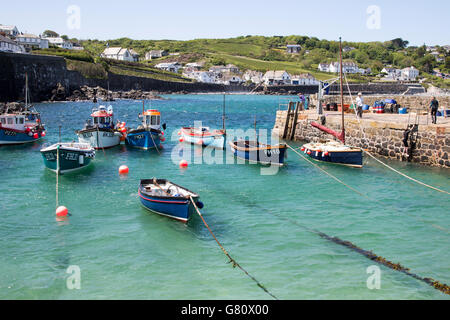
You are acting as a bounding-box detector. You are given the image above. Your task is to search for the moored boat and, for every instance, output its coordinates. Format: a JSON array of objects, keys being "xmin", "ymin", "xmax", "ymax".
[
  {"xmin": 138, "ymin": 178, "xmax": 201, "ymax": 223},
  {"xmin": 180, "ymin": 126, "xmax": 226, "ymax": 149},
  {"xmin": 76, "ymin": 105, "xmax": 122, "ymax": 149},
  {"xmin": 126, "ymin": 108, "xmax": 165, "ymax": 150},
  {"xmin": 301, "ymin": 141, "xmax": 363, "ymax": 168},
  {"xmin": 0, "ymin": 74, "xmax": 46, "ymax": 145},
  {"xmin": 40, "ymin": 142, "xmax": 95, "ymax": 174},
  {"xmin": 229, "ymin": 140, "xmax": 287, "ymax": 166}
]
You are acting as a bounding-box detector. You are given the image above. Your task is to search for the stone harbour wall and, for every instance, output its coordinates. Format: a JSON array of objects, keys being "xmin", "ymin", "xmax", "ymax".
[{"xmin": 273, "ymin": 111, "xmax": 450, "ymax": 168}]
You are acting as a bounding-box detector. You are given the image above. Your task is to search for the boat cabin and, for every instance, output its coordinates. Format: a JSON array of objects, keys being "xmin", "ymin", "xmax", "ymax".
[
  {"xmin": 0, "ymin": 113, "xmax": 36, "ymax": 131},
  {"xmin": 90, "ymin": 105, "xmax": 114, "ymax": 129},
  {"xmin": 140, "ymin": 109, "xmax": 161, "ymax": 130}
]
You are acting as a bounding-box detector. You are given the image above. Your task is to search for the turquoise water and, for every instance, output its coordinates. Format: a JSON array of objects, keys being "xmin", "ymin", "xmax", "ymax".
[{"xmin": 0, "ymin": 94, "xmax": 449, "ymax": 300}]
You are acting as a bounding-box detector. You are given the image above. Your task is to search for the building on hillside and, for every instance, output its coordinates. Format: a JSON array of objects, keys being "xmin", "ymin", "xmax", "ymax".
[
  {"xmin": 15, "ymin": 34, "xmax": 49, "ymax": 51},
  {"xmin": 101, "ymin": 47, "xmax": 135, "ymax": 62},
  {"xmin": 0, "ymin": 34, "xmax": 25, "ymax": 53},
  {"xmin": 262, "ymin": 70, "xmax": 291, "ymax": 85},
  {"xmin": 220, "ymin": 74, "xmax": 243, "ymax": 85},
  {"xmin": 44, "ymin": 37, "xmax": 73, "ymax": 50},
  {"xmin": 343, "ymin": 46, "xmax": 356, "ymax": 53},
  {"xmin": 243, "ymin": 70, "xmax": 263, "ymax": 84},
  {"xmin": 401, "ymin": 66, "xmax": 419, "ymax": 81},
  {"xmin": 318, "ymin": 63, "xmax": 330, "ymax": 72},
  {"xmin": 129, "ymin": 49, "xmax": 140, "ymax": 62},
  {"xmin": 145, "ymin": 50, "xmax": 168, "ymax": 60},
  {"xmin": 209, "ymin": 64, "xmax": 240, "ymax": 74},
  {"xmin": 0, "ymin": 25, "xmax": 19, "ymax": 37},
  {"xmin": 328, "ymin": 61, "xmax": 359, "ymax": 74},
  {"xmin": 154, "ymin": 62, "xmax": 182, "ymax": 73},
  {"xmin": 430, "ymin": 51, "xmax": 444, "ymax": 63},
  {"xmin": 71, "ymin": 43, "xmax": 84, "ymax": 51},
  {"xmin": 286, "ymin": 44, "xmax": 301, "ymax": 54},
  {"xmin": 290, "ymin": 73, "xmax": 319, "ymax": 85},
  {"xmin": 381, "ymin": 67, "xmax": 402, "ymax": 80},
  {"xmin": 185, "ymin": 62, "xmax": 203, "ymax": 71}
]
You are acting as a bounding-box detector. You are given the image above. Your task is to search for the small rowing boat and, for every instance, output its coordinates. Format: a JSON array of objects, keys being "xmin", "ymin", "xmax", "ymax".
[
  {"xmin": 40, "ymin": 142, "xmax": 95, "ymax": 174},
  {"xmin": 180, "ymin": 126, "xmax": 226, "ymax": 149},
  {"xmin": 229, "ymin": 140, "xmax": 287, "ymax": 166},
  {"xmin": 301, "ymin": 141, "xmax": 363, "ymax": 168},
  {"xmin": 138, "ymin": 179, "xmax": 202, "ymax": 223}
]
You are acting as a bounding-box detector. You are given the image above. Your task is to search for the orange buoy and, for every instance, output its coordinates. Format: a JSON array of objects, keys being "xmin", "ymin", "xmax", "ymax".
[
  {"xmin": 119, "ymin": 165, "xmax": 129, "ymax": 174},
  {"xmin": 177, "ymin": 131, "xmax": 181, "ymax": 136},
  {"xmin": 56, "ymin": 206, "xmax": 68, "ymax": 217},
  {"xmin": 179, "ymin": 160, "xmax": 188, "ymax": 168},
  {"xmin": 160, "ymin": 137, "xmax": 166, "ymax": 142},
  {"xmin": 179, "ymin": 137, "xmax": 184, "ymax": 143}
]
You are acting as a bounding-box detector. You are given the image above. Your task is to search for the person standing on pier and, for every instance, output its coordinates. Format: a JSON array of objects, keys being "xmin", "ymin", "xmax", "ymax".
[
  {"xmin": 356, "ymin": 92, "xmax": 364, "ymax": 118},
  {"xmin": 430, "ymin": 97, "xmax": 439, "ymax": 124}
]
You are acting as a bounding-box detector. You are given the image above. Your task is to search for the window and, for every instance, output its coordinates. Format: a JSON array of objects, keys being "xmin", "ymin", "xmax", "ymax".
[
  {"xmin": 7, "ymin": 118, "xmax": 13, "ymax": 124},
  {"xmin": 94, "ymin": 117, "xmax": 98, "ymax": 124},
  {"xmin": 19, "ymin": 118, "xmax": 24, "ymax": 124},
  {"xmin": 1, "ymin": 118, "xmax": 5, "ymax": 124}
]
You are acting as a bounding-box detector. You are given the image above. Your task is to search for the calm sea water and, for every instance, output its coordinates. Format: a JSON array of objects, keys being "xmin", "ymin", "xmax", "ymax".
[{"xmin": 0, "ymin": 94, "xmax": 449, "ymax": 300}]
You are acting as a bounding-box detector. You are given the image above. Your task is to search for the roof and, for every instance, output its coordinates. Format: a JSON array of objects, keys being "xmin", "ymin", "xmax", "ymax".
[
  {"xmin": 102, "ymin": 47, "xmax": 130, "ymax": 55},
  {"xmin": 129, "ymin": 49, "xmax": 139, "ymax": 56},
  {"xmin": 263, "ymin": 70, "xmax": 289, "ymax": 79},
  {"xmin": 0, "ymin": 25, "xmax": 17, "ymax": 31},
  {"xmin": 16, "ymin": 33, "xmax": 39, "ymax": 38},
  {"xmin": 286, "ymin": 44, "xmax": 301, "ymax": 47},
  {"xmin": 0, "ymin": 34, "xmax": 17, "ymax": 45}
]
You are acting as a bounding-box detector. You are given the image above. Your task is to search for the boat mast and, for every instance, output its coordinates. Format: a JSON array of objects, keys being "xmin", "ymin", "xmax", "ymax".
[
  {"xmin": 222, "ymin": 93, "xmax": 226, "ymax": 133},
  {"xmin": 339, "ymin": 37, "xmax": 345, "ymax": 145},
  {"xmin": 25, "ymin": 73, "xmax": 28, "ymax": 108}
]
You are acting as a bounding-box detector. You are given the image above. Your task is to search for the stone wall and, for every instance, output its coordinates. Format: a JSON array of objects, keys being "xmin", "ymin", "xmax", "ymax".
[
  {"xmin": 0, "ymin": 52, "xmax": 248, "ymax": 102},
  {"xmin": 273, "ymin": 111, "xmax": 450, "ymax": 168}
]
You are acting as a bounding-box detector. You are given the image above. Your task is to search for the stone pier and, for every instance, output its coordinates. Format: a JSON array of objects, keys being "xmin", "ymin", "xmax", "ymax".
[{"xmin": 273, "ymin": 110, "xmax": 450, "ymax": 168}]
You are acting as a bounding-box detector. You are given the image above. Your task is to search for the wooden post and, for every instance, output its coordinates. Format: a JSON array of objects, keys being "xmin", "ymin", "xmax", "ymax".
[
  {"xmin": 289, "ymin": 101, "xmax": 302, "ymax": 141},
  {"xmin": 282, "ymin": 102, "xmax": 293, "ymax": 139}
]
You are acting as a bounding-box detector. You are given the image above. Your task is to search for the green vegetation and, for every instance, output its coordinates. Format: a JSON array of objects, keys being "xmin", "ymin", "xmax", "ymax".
[
  {"xmin": 65, "ymin": 59, "xmax": 107, "ymax": 79},
  {"xmin": 33, "ymin": 48, "xmax": 94, "ymax": 63}
]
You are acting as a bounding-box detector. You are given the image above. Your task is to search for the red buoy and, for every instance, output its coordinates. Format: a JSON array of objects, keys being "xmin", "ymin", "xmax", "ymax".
[
  {"xmin": 179, "ymin": 137, "xmax": 184, "ymax": 143},
  {"xmin": 56, "ymin": 206, "xmax": 68, "ymax": 217},
  {"xmin": 119, "ymin": 165, "xmax": 129, "ymax": 174},
  {"xmin": 179, "ymin": 160, "xmax": 188, "ymax": 168},
  {"xmin": 301, "ymin": 147, "xmax": 305, "ymax": 152},
  {"xmin": 160, "ymin": 137, "xmax": 166, "ymax": 142},
  {"xmin": 42, "ymin": 131, "xmax": 46, "ymax": 137},
  {"xmin": 177, "ymin": 131, "xmax": 181, "ymax": 136},
  {"xmin": 33, "ymin": 133, "xmax": 39, "ymax": 139}
]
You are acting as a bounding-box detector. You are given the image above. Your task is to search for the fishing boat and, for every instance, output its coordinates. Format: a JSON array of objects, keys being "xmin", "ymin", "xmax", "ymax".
[
  {"xmin": 0, "ymin": 74, "xmax": 46, "ymax": 145},
  {"xmin": 229, "ymin": 140, "xmax": 287, "ymax": 166},
  {"xmin": 138, "ymin": 179, "xmax": 202, "ymax": 223},
  {"xmin": 76, "ymin": 105, "xmax": 123, "ymax": 149},
  {"xmin": 125, "ymin": 104, "xmax": 166, "ymax": 150},
  {"xmin": 179, "ymin": 94, "xmax": 227, "ymax": 149},
  {"xmin": 303, "ymin": 37, "xmax": 363, "ymax": 168},
  {"xmin": 40, "ymin": 142, "xmax": 95, "ymax": 174}
]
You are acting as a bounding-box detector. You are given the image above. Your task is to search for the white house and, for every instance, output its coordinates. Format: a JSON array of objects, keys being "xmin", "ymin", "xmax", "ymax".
[
  {"xmin": 155, "ymin": 62, "xmax": 182, "ymax": 73},
  {"xmin": 290, "ymin": 73, "xmax": 319, "ymax": 85},
  {"xmin": 192, "ymin": 71, "xmax": 215, "ymax": 83},
  {"xmin": 328, "ymin": 61, "xmax": 359, "ymax": 74},
  {"xmin": 343, "ymin": 46, "xmax": 356, "ymax": 53},
  {"xmin": 243, "ymin": 70, "xmax": 263, "ymax": 84},
  {"xmin": 0, "ymin": 25, "xmax": 19, "ymax": 37},
  {"xmin": 0, "ymin": 34, "xmax": 25, "ymax": 53},
  {"xmin": 262, "ymin": 70, "xmax": 291, "ymax": 85},
  {"xmin": 129, "ymin": 49, "xmax": 140, "ymax": 62},
  {"xmin": 318, "ymin": 63, "xmax": 330, "ymax": 72},
  {"xmin": 185, "ymin": 62, "xmax": 203, "ymax": 71},
  {"xmin": 145, "ymin": 50, "xmax": 168, "ymax": 60},
  {"xmin": 401, "ymin": 66, "xmax": 419, "ymax": 81},
  {"xmin": 101, "ymin": 47, "xmax": 134, "ymax": 62},
  {"xmin": 15, "ymin": 34, "xmax": 49, "ymax": 51},
  {"xmin": 209, "ymin": 64, "xmax": 240, "ymax": 74},
  {"xmin": 381, "ymin": 67, "xmax": 402, "ymax": 80},
  {"xmin": 45, "ymin": 37, "xmax": 73, "ymax": 50},
  {"xmin": 286, "ymin": 44, "xmax": 301, "ymax": 54}
]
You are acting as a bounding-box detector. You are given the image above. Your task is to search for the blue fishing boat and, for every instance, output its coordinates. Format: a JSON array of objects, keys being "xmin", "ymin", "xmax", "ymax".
[
  {"xmin": 0, "ymin": 75, "xmax": 46, "ymax": 145},
  {"xmin": 40, "ymin": 142, "xmax": 95, "ymax": 174},
  {"xmin": 126, "ymin": 108, "xmax": 165, "ymax": 150},
  {"xmin": 138, "ymin": 179, "xmax": 201, "ymax": 223},
  {"xmin": 229, "ymin": 140, "xmax": 287, "ymax": 166}
]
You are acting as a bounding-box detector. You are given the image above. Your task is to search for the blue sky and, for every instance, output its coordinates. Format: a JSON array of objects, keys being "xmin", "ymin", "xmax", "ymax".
[{"xmin": 1, "ymin": 0, "xmax": 449, "ymax": 45}]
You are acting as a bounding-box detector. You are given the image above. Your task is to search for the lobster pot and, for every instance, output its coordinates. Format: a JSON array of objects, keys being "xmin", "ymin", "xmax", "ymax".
[{"xmin": 79, "ymin": 155, "xmax": 84, "ymax": 165}]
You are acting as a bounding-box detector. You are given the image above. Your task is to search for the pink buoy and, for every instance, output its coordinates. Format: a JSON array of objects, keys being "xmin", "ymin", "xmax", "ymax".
[
  {"xmin": 119, "ymin": 165, "xmax": 129, "ymax": 175},
  {"xmin": 179, "ymin": 160, "xmax": 188, "ymax": 168},
  {"xmin": 177, "ymin": 131, "xmax": 181, "ymax": 136},
  {"xmin": 56, "ymin": 206, "xmax": 68, "ymax": 217}
]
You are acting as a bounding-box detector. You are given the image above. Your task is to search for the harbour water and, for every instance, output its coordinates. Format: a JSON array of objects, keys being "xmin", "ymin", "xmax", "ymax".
[{"xmin": 0, "ymin": 94, "xmax": 449, "ymax": 299}]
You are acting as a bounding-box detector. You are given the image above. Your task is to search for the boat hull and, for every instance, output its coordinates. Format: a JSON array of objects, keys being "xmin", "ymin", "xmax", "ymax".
[
  {"xmin": 181, "ymin": 128, "xmax": 225, "ymax": 149},
  {"xmin": 76, "ymin": 128, "xmax": 121, "ymax": 149},
  {"xmin": 0, "ymin": 128, "xmax": 42, "ymax": 145},
  {"xmin": 139, "ymin": 190, "xmax": 197, "ymax": 222},
  {"xmin": 303, "ymin": 144, "xmax": 363, "ymax": 168},
  {"xmin": 40, "ymin": 145, "xmax": 95, "ymax": 174},
  {"xmin": 229, "ymin": 141, "xmax": 286, "ymax": 166},
  {"xmin": 125, "ymin": 129, "xmax": 161, "ymax": 150}
]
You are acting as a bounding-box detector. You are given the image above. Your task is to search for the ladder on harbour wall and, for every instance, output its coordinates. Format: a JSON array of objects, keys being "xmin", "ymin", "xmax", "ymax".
[{"xmin": 282, "ymin": 101, "xmax": 304, "ymax": 141}]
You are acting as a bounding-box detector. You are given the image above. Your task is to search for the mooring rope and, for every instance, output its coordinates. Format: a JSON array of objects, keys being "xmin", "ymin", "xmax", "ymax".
[
  {"xmin": 342, "ymin": 74, "xmax": 449, "ymax": 195},
  {"xmin": 150, "ymin": 132, "xmax": 161, "ymax": 155},
  {"xmin": 56, "ymin": 145, "xmax": 59, "ymax": 208},
  {"xmin": 221, "ymin": 188, "xmax": 450, "ymax": 296},
  {"xmin": 286, "ymin": 144, "xmax": 449, "ymax": 234},
  {"xmin": 189, "ymin": 196, "xmax": 278, "ymax": 300}
]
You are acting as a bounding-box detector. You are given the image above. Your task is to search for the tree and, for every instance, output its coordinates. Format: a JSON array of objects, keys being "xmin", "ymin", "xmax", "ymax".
[
  {"xmin": 388, "ymin": 38, "xmax": 409, "ymax": 50},
  {"xmin": 42, "ymin": 30, "xmax": 59, "ymax": 38},
  {"xmin": 61, "ymin": 35, "xmax": 69, "ymax": 41}
]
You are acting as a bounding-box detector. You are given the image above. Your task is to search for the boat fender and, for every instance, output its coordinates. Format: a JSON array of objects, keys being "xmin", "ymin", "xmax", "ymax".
[
  {"xmin": 79, "ymin": 154, "xmax": 84, "ymax": 165},
  {"xmin": 195, "ymin": 201, "xmax": 204, "ymax": 209}
]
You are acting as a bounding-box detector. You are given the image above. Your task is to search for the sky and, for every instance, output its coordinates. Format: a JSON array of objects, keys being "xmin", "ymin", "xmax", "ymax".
[{"xmin": 1, "ymin": 0, "xmax": 449, "ymax": 46}]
